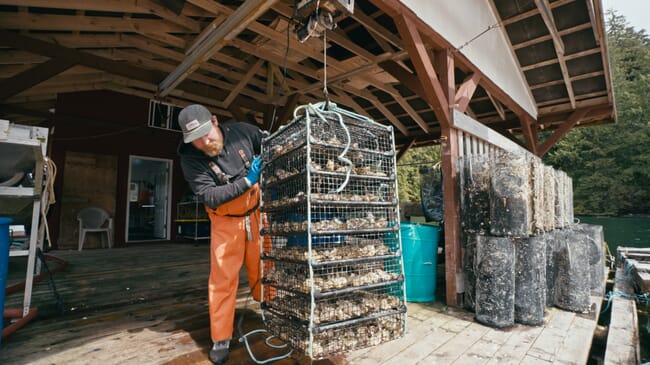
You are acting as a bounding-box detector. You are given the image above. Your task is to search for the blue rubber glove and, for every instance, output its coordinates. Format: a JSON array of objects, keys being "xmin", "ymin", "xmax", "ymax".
[{"xmin": 245, "ymin": 156, "xmax": 263, "ymax": 186}]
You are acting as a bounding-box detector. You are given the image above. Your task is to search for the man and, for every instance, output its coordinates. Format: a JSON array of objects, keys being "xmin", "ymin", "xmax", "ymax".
[{"xmin": 177, "ymin": 104, "xmax": 265, "ymax": 364}]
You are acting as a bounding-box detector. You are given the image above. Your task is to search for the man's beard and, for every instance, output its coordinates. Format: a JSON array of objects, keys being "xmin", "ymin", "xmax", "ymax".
[{"xmin": 201, "ymin": 140, "xmax": 223, "ymax": 157}]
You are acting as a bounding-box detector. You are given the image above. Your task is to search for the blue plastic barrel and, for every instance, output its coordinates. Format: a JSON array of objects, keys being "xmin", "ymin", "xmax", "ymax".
[
  {"xmin": 401, "ymin": 222, "xmax": 440, "ymax": 302},
  {"xmin": 0, "ymin": 217, "xmax": 13, "ymax": 347}
]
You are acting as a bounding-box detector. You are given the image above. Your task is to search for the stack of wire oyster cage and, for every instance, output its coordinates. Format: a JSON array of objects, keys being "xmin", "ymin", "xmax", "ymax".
[{"xmin": 260, "ymin": 102, "xmax": 407, "ymax": 359}]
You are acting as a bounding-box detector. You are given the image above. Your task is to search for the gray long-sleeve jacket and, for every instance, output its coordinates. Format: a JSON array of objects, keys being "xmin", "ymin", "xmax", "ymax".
[{"xmin": 177, "ymin": 122, "xmax": 266, "ymax": 210}]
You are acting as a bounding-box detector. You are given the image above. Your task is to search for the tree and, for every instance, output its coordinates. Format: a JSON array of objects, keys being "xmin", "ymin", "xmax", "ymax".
[
  {"xmin": 543, "ymin": 10, "xmax": 650, "ymax": 215},
  {"xmin": 397, "ymin": 145, "xmax": 441, "ymax": 202}
]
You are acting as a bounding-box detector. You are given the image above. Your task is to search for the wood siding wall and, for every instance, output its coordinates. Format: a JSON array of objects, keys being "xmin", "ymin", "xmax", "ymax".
[{"xmin": 48, "ymin": 90, "xmax": 189, "ymax": 248}]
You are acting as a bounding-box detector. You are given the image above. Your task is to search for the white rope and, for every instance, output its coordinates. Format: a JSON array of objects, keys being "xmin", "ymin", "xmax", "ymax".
[
  {"xmin": 38, "ymin": 157, "xmax": 57, "ymax": 249},
  {"xmin": 239, "ymin": 329, "xmax": 292, "ymax": 364}
]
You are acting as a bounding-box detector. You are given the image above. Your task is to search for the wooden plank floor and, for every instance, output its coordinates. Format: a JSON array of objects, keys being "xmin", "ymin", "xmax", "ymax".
[
  {"xmin": 1, "ymin": 243, "xmax": 604, "ymax": 365},
  {"xmin": 604, "ymin": 267, "xmax": 641, "ymax": 364}
]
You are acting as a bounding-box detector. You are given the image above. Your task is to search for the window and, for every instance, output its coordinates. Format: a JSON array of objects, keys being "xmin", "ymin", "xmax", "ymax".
[{"xmin": 148, "ymin": 100, "xmax": 183, "ymax": 131}]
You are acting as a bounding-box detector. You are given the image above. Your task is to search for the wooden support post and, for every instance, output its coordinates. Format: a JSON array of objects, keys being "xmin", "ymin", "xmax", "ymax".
[
  {"xmin": 537, "ymin": 107, "xmax": 591, "ymax": 156},
  {"xmin": 435, "ymin": 49, "xmax": 462, "ymax": 307},
  {"xmin": 441, "ymin": 125, "xmax": 461, "ymax": 306},
  {"xmin": 519, "ymin": 113, "xmax": 539, "ymax": 155}
]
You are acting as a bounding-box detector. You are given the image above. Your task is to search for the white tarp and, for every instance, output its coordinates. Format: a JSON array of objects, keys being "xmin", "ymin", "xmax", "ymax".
[{"xmin": 400, "ymin": 0, "xmax": 538, "ymax": 118}]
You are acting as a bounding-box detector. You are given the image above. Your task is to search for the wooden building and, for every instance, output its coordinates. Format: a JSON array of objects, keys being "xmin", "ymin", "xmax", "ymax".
[{"xmin": 0, "ymin": 0, "xmax": 615, "ymax": 310}]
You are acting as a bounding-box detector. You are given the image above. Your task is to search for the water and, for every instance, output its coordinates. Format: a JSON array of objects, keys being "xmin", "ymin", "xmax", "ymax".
[
  {"xmin": 577, "ymin": 216, "xmax": 650, "ymax": 254},
  {"xmin": 578, "ymin": 216, "xmax": 650, "ymax": 362}
]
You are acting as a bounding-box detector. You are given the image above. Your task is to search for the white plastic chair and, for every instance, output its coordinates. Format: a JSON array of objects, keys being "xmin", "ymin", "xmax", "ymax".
[{"xmin": 77, "ymin": 207, "xmax": 113, "ymax": 251}]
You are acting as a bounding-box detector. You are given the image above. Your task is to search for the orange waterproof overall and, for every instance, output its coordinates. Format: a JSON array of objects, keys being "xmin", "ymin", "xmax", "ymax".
[{"xmin": 205, "ymin": 184, "xmax": 261, "ymax": 342}]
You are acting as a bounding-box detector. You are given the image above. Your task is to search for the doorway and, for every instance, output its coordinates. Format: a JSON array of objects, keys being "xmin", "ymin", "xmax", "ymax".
[{"xmin": 126, "ymin": 156, "xmax": 172, "ymax": 241}]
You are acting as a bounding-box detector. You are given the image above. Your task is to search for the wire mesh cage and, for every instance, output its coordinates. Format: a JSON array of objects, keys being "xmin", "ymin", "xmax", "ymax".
[
  {"xmin": 260, "ymin": 102, "xmax": 406, "ymax": 359},
  {"xmin": 264, "ymin": 311, "xmax": 405, "ymax": 359}
]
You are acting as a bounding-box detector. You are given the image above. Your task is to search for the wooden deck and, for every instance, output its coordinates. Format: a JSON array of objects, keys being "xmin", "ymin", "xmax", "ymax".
[
  {"xmin": 2, "ymin": 243, "xmax": 604, "ymax": 364},
  {"xmin": 617, "ymin": 247, "xmax": 650, "ymax": 294},
  {"xmin": 604, "ymin": 267, "xmax": 641, "ymax": 364}
]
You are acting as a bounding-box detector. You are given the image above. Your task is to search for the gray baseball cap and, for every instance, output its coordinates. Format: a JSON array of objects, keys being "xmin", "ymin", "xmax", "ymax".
[{"xmin": 178, "ymin": 104, "xmax": 213, "ymax": 143}]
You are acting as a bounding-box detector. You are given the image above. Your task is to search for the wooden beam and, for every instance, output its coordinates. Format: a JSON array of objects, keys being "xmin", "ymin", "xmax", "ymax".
[
  {"xmin": 0, "ymin": 58, "xmax": 76, "ymax": 100},
  {"xmin": 106, "ymin": 48, "xmax": 270, "ymax": 106},
  {"xmin": 378, "ymin": 60, "xmax": 426, "ymax": 99},
  {"xmin": 328, "ymin": 88, "xmax": 371, "ymax": 117},
  {"xmin": 535, "ymin": 0, "xmax": 575, "ymax": 109},
  {"xmin": 535, "ymin": 0, "xmax": 565, "ymax": 55},
  {"xmin": 223, "ymin": 59, "xmax": 264, "ymax": 108},
  {"xmin": 519, "ymin": 113, "xmax": 539, "ymax": 155},
  {"xmin": 383, "ymin": 0, "xmax": 538, "ymax": 125},
  {"xmin": 335, "ymin": 84, "xmax": 410, "ymax": 136},
  {"xmin": 394, "ymin": 13, "xmax": 450, "ymax": 127},
  {"xmin": 494, "ymin": 125, "xmax": 529, "ymax": 150},
  {"xmin": 453, "ymin": 73, "xmax": 481, "ymax": 113},
  {"xmin": 280, "ymin": 2, "xmax": 429, "ymax": 136},
  {"xmin": 350, "ymin": 5, "xmax": 403, "ymax": 49},
  {"xmin": 592, "ymin": 0, "xmax": 615, "ymax": 108},
  {"xmin": 0, "ymin": 0, "xmax": 200, "ymax": 31},
  {"xmin": 537, "ymin": 107, "xmax": 591, "ymax": 156},
  {"xmin": 268, "ymin": 64, "xmax": 290, "ymax": 95},
  {"xmin": 275, "ymin": 92, "xmax": 301, "ymax": 128},
  {"xmin": 396, "ymin": 137, "xmax": 415, "ymax": 162},
  {"xmin": 0, "ymin": 30, "xmax": 162, "ymax": 84},
  {"xmin": 0, "ymin": 31, "xmax": 269, "ymax": 112},
  {"xmin": 441, "ymin": 125, "xmax": 461, "ymax": 307},
  {"xmin": 435, "ymin": 50, "xmax": 455, "ymax": 114},
  {"xmin": 274, "ymin": 1, "xmax": 380, "ymax": 63},
  {"xmin": 434, "ymin": 49, "xmax": 462, "ymax": 307},
  {"xmin": 0, "ymin": 12, "xmax": 188, "ymax": 34},
  {"xmin": 388, "ymin": 88, "xmax": 431, "ymax": 133},
  {"xmin": 486, "ymin": 90, "xmax": 506, "ymax": 121},
  {"xmin": 157, "ymin": 0, "xmax": 278, "ymax": 97}
]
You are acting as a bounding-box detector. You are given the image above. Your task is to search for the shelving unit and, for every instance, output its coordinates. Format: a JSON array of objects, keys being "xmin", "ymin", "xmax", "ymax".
[
  {"xmin": 175, "ymin": 198, "xmax": 209, "ymax": 241},
  {"xmin": 260, "ymin": 103, "xmax": 406, "ymax": 359},
  {"xmin": 0, "ymin": 120, "xmax": 49, "ymax": 317}
]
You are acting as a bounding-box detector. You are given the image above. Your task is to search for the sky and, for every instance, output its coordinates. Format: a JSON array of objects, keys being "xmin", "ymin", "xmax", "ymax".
[{"xmin": 602, "ymin": 0, "xmax": 650, "ymax": 33}]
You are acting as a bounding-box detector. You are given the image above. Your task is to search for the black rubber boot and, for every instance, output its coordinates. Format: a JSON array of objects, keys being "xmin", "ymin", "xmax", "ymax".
[{"xmin": 209, "ymin": 340, "xmax": 229, "ymax": 364}]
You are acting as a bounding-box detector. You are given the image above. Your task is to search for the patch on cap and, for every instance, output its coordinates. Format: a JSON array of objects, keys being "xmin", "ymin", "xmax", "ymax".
[{"xmin": 185, "ymin": 119, "xmax": 201, "ymax": 131}]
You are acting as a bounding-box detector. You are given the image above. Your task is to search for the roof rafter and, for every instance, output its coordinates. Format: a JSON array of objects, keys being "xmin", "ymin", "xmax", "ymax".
[
  {"xmin": 393, "ymin": 12, "xmax": 450, "ymax": 127},
  {"xmin": 535, "ymin": 0, "xmax": 575, "ymax": 109},
  {"xmin": 157, "ymin": 0, "xmax": 279, "ymax": 97},
  {"xmin": 0, "ymin": 0, "xmax": 199, "ymax": 31},
  {"xmin": 0, "ymin": 58, "xmax": 76, "ymax": 100}
]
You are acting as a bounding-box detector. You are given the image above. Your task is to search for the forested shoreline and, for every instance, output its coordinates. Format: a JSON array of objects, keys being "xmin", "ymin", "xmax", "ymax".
[{"xmin": 397, "ymin": 11, "xmax": 650, "ymax": 217}]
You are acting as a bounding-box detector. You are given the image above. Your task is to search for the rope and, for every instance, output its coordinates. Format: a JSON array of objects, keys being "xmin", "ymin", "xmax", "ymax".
[
  {"xmin": 454, "ymin": 21, "xmax": 501, "ymax": 53},
  {"xmin": 268, "ymin": 14, "xmax": 293, "ymax": 133},
  {"xmin": 39, "ymin": 157, "xmax": 57, "ymax": 249},
  {"xmin": 36, "ymin": 247, "xmax": 65, "ymax": 314},
  {"xmin": 239, "ymin": 329, "xmax": 293, "ymax": 364},
  {"xmin": 236, "ymin": 211, "xmax": 292, "ymax": 364},
  {"xmin": 323, "ymin": 30, "xmax": 330, "ymax": 106},
  {"xmin": 307, "ymin": 103, "xmax": 352, "ymax": 193},
  {"xmin": 601, "ymin": 290, "xmax": 650, "ymax": 314}
]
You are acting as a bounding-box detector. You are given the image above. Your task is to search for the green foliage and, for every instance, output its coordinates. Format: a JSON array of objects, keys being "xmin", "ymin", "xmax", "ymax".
[
  {"xmin": 543, "ymin": 10, "xmax": 650, "ymax": 215},
  {"xmin": 395, "ymin": 12, "xmax": 649, "ymax": 216},
  {"xmin": 397, "ymin": 145, "xmax": 441, "ymax": 202}
]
